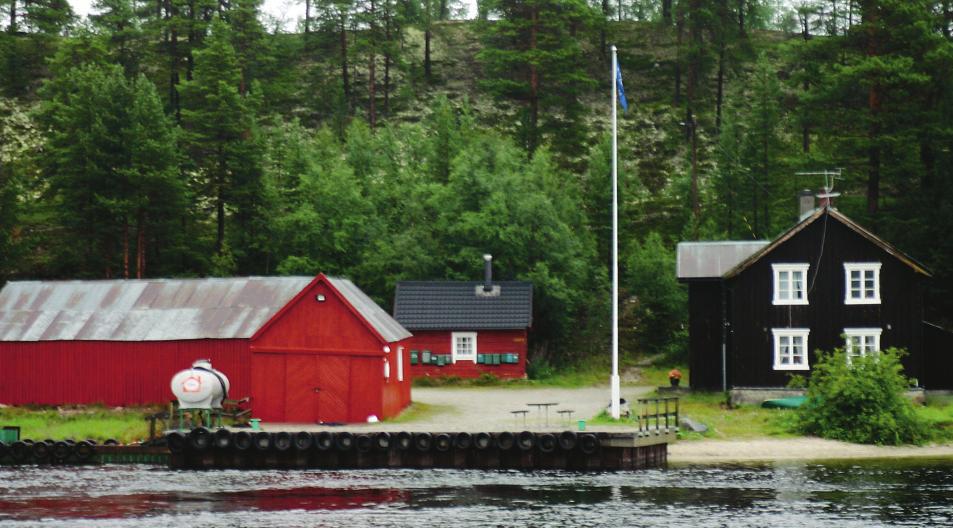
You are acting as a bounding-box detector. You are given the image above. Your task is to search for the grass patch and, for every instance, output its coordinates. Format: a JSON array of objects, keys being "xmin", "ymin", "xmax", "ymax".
[
  {"xmin": 636, "ymin": 365, "xmax": 689, "ymax": 387},
  {"xmin": 669, "ymin": 391, "xmax": 799, "ymax": 440},
  {"xmin": 916, "ymin": 395, "xmax": 953, "ymax": 441},
  {"xmin": 386, "ymin": 401, "xmax": 454, "ymax": 423},
  {"xmin": 0, "ymin": 406, "xmax": 155, "ymax": 443}
]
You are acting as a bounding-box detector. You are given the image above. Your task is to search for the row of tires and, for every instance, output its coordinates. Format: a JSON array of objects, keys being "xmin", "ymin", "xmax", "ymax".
[
  {"xmin": 167, "ymin": 429, "xmax": 601, "ymax": 455},
  {"xmin": 0, "ymin": 439, "xmax": 108, "ymax": 464}
]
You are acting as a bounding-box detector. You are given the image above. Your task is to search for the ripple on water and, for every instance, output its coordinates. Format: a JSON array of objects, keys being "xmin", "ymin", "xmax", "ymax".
[{"xmin": 0, "ymin": 460, "xmax": 951, "ymax": 527}]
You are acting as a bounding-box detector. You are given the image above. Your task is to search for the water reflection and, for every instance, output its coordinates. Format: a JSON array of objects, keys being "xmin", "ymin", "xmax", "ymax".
[{"xmin": 0, "ymin": 460, "xmax": 950, "ymax": 527}]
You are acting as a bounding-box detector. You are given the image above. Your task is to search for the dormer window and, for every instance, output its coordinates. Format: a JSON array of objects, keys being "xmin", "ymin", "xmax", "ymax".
[
  {"xmin": 843, "ymin": 263, "xmax": 881, "ymax": 305},
  {"xmin": 772, "ymin": 264, "xmax": 810, "ymax": 305}
]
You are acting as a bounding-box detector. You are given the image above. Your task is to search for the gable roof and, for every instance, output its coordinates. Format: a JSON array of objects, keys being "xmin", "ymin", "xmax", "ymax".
[
  {"xmin": 677, "ymin": 241, "xmax": 770, "ymax": 279},
  {"xmin": 393, "ymin": 281, "xmax": 533, "ymax": 330},
  {"xmin": 326, "ymin": 276, "xmax": 412, "ymax": 343},
  {"xmin": 0, "ymin": 275, "xmax": 411, "ymax": 342},
  {"xmin": 722, "ymin": 207, "xmax": 931, "ymax": 279}
]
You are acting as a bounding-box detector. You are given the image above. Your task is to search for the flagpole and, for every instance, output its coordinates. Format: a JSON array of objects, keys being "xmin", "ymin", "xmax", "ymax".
[{"xmin": 610, "ymin": 45, "xmax": 621, "ymax": 420}]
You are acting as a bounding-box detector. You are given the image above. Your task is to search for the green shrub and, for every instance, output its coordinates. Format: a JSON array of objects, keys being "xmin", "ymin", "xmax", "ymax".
[{"xmin": 795, "ymin": 347, "xmax": 930, "ymax": 445}]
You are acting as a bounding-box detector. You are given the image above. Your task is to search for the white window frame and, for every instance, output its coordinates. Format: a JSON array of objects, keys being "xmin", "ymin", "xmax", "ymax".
[
  {"xmin": 844, "ymin": 328, "xmax": 882, "ymax": 362},
  {"xmin": 451, "ymin": 332, "xmax": 477, "ymax": 363},
  {"xmin": 397, "ymin": 346, "xmax": 404, "ymax": 382},
  {"xmin": 772, "ymin": 264, "xmax": 810, "ymax": 306},
  {"xmin": 772, "ymin": 328, "xmax": 811, "ymax": 371},
  {"xmin": 843, "ymin": 262, "xmax": 882, "ymax": 305}
]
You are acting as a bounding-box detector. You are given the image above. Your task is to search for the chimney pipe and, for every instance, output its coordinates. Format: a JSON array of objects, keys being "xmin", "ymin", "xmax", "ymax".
[
  {"xmin": 483, "ymin": 254, "xmax": 493, "ymax": 292},
  {"xmin": 798, "ymin": 189, "xmax": 815, "ymax": 219}
]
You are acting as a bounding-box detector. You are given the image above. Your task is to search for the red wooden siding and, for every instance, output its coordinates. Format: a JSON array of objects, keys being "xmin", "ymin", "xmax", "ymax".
[
  {"xmin": 253, "ymin": 280, "xmax": 382, "ymax": 354},
  {"xmin": 0, "ymin": 339, "xmax": 250, "ymax": 406},
  {"xmin": 249, "ymin": 277, "xmax": 411, "ymax": 422},
  {"xmin": 407, "ymin": 330, "xmax": 527, "ymax": 379}
]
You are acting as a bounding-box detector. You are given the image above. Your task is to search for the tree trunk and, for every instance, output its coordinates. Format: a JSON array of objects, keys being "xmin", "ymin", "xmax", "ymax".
[
  {"xmin": 136, "ymin": 209, "xmax": 146, "ymax": 278},
  {"xmin": 384, "ymin": 6, "xmax": 391, "ymax": 116},
  {"xmin": 943, "ymin": 1, "xmax": 951, "ymax": 39},
  {"xmin": 674, "ymin": 7, "xmax": 684, "ymax": 105},
  {"xmin": 8, "ymin": 0, "xmax": 15, "ymax": 33},
  {"xmin": 715, "ymin": 39, "xmax": 725, "ymax": 134},
  {"xmin": 424, "ymin": 27, "xmax": 431, "ymax": 80},
  {"xmin": 216, "ymin": 149, "xmax": 226, "ymax": 254},
  {"xmin": 368, "ymin": 0, "xmax": 377, "ymax": 128},
  {"xmin": 123, "ymin": 220, "xmax": 130, "ymax": 279},
  {"xmin": 737, "ymin": 0, "xmax": 745, "ymax": 36},
  {"xmin": 801, "ymin": 23, "xmax": 810, "ymax": 153},
  {"xmin": 304, "ymin": 0, "xmax": 310, "ymax": 35},
  {"xmin": 617, "ymin": 0, "xmax": 622, "ymax": 21},
  {"xmin": 340, "ymin": 14, "xmax": 350, "ymax": 101},
  {"xmin": 439, "ymin": 0, "xmax": 447, "ymax": 19},
  {"xmin": 864, "ymin": 0, "xmax": 880, "ymax": 215},
  {"xmin": 186, "ymin": 0, "xmax": 195, "ymax": 81},
  {"xmin": 529, "ymin": 5, "xmax": 539, "ymax": 152},
  {"xmin": 601, "ymin": 0, "xmax": 609, "ymax": 57},
  {"xmin": 662, "ymin": 0, "xmax": 671, "ymax": 24}
]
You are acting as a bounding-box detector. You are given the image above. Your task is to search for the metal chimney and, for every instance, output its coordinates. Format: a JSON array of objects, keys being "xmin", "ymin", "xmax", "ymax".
[
  {"xmin": 798, "ymin": 189, "xmax": 815, "ymax": 219},
  {"xmin": 483, "ymin": 254, "xmax": 493, "ymax": 292}
]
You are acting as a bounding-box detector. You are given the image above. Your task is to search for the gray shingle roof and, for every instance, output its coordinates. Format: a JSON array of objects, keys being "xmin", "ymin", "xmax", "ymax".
[
  {"xmin": 0, "ymin": 276, "xmax": 411, "ymax": 343},
  {"xmin": 393, "ymin": 281, "xmax": 533, "ymax": 330}
]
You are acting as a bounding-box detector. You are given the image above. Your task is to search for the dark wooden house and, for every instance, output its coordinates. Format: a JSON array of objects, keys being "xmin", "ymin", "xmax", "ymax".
[
  {"xmin": 0, "ymin": 275, "xmax": 413, "ymax": 423},
  {"xmin": 677, "ymin": 205, "xmax": 942, "ymax": 391},
  {"xmin": 392, "ymin": 256, "xmax": 533, "ymax": 379}
]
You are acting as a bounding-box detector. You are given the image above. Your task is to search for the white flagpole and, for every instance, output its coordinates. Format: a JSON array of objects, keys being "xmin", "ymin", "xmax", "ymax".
[{"xmin": 610, "ymin": 45, "xmax": 621, "ymax": 420}]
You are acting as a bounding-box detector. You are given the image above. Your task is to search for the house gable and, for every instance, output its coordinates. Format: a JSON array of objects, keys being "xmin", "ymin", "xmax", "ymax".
[{"xmin": 251, "ymin": 275, "xmax": 388, "ymax": 354}]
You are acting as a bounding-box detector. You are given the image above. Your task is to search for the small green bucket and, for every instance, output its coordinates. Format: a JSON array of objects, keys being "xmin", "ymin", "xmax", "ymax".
[
  {"xmin": 249, "ymin": 418, "xmax": 261, "ymax": 431},
  {"xmin": 577, "ymin": 420, "xmax": 586, "ymax": 432}
]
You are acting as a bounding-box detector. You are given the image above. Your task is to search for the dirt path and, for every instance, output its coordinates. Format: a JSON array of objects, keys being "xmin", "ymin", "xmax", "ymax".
[
  {"xmin": 670, "ymin": 437, "xmax": 953, "ymax": 463},
  {"xmin": 267, "ymin": 385, "xmax": 656, "ymax": 433}
]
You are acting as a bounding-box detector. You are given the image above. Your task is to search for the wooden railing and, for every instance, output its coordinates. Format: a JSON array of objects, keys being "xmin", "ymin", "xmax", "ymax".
[{"xmin": 634, "ymin": 397, "xmax": 679, "ymax": 433}]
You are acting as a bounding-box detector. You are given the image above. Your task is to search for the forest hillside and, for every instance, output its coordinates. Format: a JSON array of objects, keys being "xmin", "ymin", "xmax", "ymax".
[{"xmin": 1, "ymin": 0, "xmax": 952, "ymax": 368}]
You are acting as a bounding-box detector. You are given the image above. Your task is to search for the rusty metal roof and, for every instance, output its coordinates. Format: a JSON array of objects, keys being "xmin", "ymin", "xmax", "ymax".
[
  {"xmin": 327, "ymin": 277, "xmax": 411, "ymax": 343},
  {"xmin": 676, "ymin": 241, "xmax": 770, "ymax": 279},
  {"xmin": 0, "ymin": 277, "xmax": 311, "ymax": 342}
]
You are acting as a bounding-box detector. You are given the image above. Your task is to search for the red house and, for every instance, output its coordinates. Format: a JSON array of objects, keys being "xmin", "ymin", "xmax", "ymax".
[
  {"xmin": 0, "ymin": 274, "xmax": 412, "ymax": 423},
  {"xmin": 392, "ymin": 256, "xmax": 533, "ymax": 379}
]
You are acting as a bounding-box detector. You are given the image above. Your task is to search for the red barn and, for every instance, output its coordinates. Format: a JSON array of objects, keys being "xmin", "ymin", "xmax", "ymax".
[
  {"xmin": 0, "ymin": 274, "xmax": 412, "ymax": 423},
  {"xmin": 393, "ymin": 256, "xmax": 533, "ymax": 379}
]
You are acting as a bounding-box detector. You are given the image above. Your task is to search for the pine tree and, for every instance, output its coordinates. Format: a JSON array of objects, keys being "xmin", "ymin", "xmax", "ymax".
[
  {"xmin": 180, "ymin": 17, "xmax": 265, "ymax": 269},
  {"xmin": 478, "ymin": 0, "xmax": 597, "ymax": 158}
]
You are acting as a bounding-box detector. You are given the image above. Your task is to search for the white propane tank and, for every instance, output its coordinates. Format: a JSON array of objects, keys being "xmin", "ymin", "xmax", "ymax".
[{"xmin": 170, "ymin": 359, "xmax": 230, "ymax": 410}]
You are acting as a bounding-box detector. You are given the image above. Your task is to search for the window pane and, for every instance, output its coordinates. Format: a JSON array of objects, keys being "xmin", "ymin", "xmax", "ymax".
[{"xmin": 793, "ymin": 272, "xmax": 803, "ymax": 298}]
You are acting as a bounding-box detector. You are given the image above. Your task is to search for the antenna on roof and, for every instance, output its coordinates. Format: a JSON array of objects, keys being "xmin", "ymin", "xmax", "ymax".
[{"xmin": 795, "ymin": 169, "xmax": 842, "ymax": 208}]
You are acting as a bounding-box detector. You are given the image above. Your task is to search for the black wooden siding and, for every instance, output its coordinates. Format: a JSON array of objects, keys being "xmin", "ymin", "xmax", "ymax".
[
  {"xmin": 726, "ymin": 213, "xmax": 925, "ymax": 387},
  {"xmin": 924, "ymin": 322, "xmax": 953, "ymax": 390},
  {"xmin": 687, "ymin": 281, "xmax": 724, "ymax": 390}
]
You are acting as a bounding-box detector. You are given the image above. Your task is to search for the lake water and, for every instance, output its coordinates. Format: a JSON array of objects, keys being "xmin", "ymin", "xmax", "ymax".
[{"xmin": 1, "ymin": 459, "xmax": 952, "ymax": 527}]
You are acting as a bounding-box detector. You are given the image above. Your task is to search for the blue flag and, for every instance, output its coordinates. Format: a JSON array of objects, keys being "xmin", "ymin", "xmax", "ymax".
[{"xmin": 616, "ymin": 64, "xmax": 628, "ymax": 112}]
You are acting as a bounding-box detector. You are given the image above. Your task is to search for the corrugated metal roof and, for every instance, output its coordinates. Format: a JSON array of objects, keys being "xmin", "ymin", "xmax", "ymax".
[
  {"xmin": 393, "ymin": 281, "xmax": 533, "ymax": 330},
  {"xmin": 0, "ymin": 277, "xmax": 313, "ymax": 341},
  {"xmin": 327, "ymin": 277, "xmax": 412, "ymax": 343},
  {"xmin": 676, "ymin": 241, "xmax": 769, "ymax": 279}
]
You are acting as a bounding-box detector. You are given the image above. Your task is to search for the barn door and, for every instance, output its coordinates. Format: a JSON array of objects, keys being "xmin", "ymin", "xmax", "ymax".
[
  {"xmin": 317, "ymin": 356, "xmax": 351, "ymax": 423},
  {"xmin": 284, "ymin": 355, "xmax": 320, "ymax": 423}
]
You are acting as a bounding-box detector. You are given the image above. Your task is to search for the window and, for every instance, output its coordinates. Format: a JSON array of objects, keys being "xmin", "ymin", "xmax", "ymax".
[
  {"xmin": 452, "ymin": 332, "xmax": 477, "ymax": 362},
  {"xmin": 397, "ymin": 346, "xmax": 404, "ymax": 382},
  {"xmin": 843, "ymin": 263, "xmax": 881, "ymax": 305},
  {"xmin": 772, "ymin": 329, "xmax": 810, "ymax": 370},
  {"xmin": 844, "ymin": 328, "xmax": 882, "ymax": 361},
  {"xmin": 772, "ymin": 264, "xmax": 810, "ymax": 305}
]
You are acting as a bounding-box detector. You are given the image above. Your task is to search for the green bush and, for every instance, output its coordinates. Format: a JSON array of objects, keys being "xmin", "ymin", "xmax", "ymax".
[{"xmin": 795, "ymin": 347, "xmax": 930, "ymax": 445}]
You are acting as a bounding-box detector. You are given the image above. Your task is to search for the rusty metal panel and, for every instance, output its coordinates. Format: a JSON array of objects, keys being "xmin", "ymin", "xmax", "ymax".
[
  {"xmin": 676, "ymin": 241, "xmax": 769, "ymax": 279},
  {"xmin": 0, "ymin": 277, "xmax": 313, "ymax": 341}
]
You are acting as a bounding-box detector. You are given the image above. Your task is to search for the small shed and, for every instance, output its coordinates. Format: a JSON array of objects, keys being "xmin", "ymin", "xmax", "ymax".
[
  {"xmin": 393, "ymin": 256, "xmax": 533, "ymax": 379},
  {"xmin": 0, "ymin": 274, "xmax": 412, "ymax": 423}
]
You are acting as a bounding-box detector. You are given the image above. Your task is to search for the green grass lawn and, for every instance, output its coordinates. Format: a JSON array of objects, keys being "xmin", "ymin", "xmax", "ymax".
[{"xmin": 0, "ymin": 406, "xmax": 155, "ymax": 444}]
